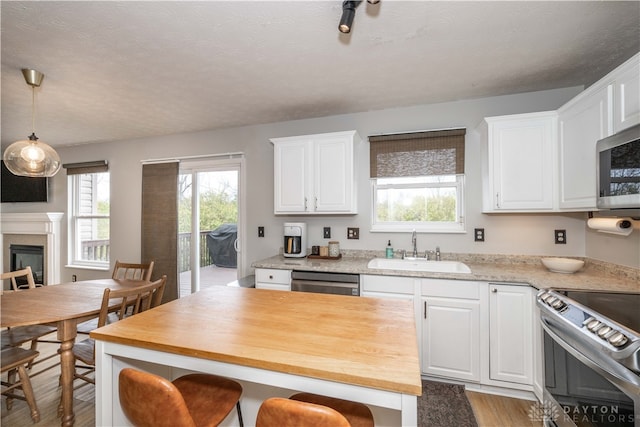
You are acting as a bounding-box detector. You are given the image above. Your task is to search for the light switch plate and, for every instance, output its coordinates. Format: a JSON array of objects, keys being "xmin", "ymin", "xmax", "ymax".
[{"xmin": 258, "ymin": 226, "xmax": 265, "ymax": 237}]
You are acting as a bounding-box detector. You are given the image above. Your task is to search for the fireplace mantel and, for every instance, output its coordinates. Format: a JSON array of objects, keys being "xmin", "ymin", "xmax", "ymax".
[{"xmin": 1, "ymin": 212, "xmax": 63, "ymax": 285}]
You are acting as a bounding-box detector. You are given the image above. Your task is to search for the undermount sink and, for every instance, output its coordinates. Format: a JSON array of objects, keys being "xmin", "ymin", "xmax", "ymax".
[{"xmin": 367, "ymin": 257, "xmax": 472, "ymax": 274}]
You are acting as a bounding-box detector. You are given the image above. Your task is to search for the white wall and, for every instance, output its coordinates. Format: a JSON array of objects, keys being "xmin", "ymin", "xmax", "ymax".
[{"xmin": 5, "ymin": 85, "xmax": 637, "ymax": 281}]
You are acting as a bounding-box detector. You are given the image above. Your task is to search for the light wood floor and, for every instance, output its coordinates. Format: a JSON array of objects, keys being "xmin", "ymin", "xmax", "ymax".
[
  {"xmin": 467, "ymin": 390, "xmax": 543, "ymax": 427},
  {"xmin": 3, "ymin": 335, "xmax": 541, "ymax": 427}
]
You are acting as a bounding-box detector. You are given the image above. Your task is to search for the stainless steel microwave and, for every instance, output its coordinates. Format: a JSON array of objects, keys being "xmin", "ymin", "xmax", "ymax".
[{"xmin": 597, "ymin": 123, "xmax": 640, "ymax": 214}]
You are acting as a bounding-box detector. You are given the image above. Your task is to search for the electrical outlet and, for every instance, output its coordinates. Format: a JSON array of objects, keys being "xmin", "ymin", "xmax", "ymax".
[
  {"xmin": 347, "ymin": 227, "xmax": 359, "ymax": 239},
  {"xmin": 323, "ymin": 227, "xmax": 331, "ymax": 238},
  {"xmin": 474, "ymin": 228, "xmax": 485, "ymax": 242},
  {"xmin": 72, "ymin": 275, "xmax": 77, "ymax": 282},
  {"xmin": 258, "ymin": 226, "xmax": 265, "ymax": 237},
  {"xmin": 555, "ymin": 229, "xmax": 567, "ymax": 244}
]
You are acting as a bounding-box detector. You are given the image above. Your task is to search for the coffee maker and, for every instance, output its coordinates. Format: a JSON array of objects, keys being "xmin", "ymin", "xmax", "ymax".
[{"xmin": 283, "ymin": 222, "xmax": 307, "ymax": 258}]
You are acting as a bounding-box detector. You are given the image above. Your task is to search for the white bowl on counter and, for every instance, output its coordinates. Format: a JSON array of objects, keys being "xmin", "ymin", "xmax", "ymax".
[{"xmin": 541, "ymin": 257, "xmax": 585, "ymax": 274}]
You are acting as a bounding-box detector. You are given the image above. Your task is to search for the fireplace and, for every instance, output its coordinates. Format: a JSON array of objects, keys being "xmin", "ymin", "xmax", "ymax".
[
  {"xmin": 10, "ymin": 244, "xmax": 45, "ymax": 287},
  {"xmin": 1, "ymin": 212, "xmax": 63, "ymax": 286}
]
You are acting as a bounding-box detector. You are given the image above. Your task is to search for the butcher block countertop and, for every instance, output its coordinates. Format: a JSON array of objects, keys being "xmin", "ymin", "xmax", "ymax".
[
  {"xmin": 252, "ymin": 253, "xmax": 639, "ymax": 293},
  {"xmin": 91, "ymin": 286, "xmax": 422, "ymax": 396}
]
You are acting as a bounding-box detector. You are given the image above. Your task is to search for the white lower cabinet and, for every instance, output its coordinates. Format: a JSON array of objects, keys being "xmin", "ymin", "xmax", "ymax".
[
  {"xmin": 255, "ymin": 268, "xmax": 291, "ymax": 291},
  {"xmin": 361, "ymin": 274, "xmax": 416, "ymax": 300},
  {"xmin": 422, "ymin": 296, "xmax": 481, "ymax": 382},
  {"xmin": 487, "ymin": 283, "xmax": 534, "ymax": 386},
  {"xmin": 362, "ymin": 274, "xmax": 536, "ymax": 393}
]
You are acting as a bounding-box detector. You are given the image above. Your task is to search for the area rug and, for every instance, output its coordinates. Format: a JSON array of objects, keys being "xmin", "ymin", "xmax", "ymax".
[{"xmin": 417, "ymin": 380, "xmax": 478, "ymax": 427}]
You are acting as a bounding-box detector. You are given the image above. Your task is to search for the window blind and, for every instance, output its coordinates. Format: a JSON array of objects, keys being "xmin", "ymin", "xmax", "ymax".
[
  {"xmin": 62, "ymin": 160, "xmax": 108, "ymax": 175},
  {"xmin": 369, "ymin": 128, "xmax": 466, "ymax": 178}
]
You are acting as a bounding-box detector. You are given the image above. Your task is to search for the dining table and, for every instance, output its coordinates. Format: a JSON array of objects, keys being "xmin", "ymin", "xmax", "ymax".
[{"xmin": 1, "ymin": 278, "xmax": 150, "ymax": 427}]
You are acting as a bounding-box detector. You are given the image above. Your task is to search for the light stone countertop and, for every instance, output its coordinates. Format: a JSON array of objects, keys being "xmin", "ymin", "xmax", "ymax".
[{"xmin": 251, "ymin": 253, "xmax": 640, "ymax": 293}]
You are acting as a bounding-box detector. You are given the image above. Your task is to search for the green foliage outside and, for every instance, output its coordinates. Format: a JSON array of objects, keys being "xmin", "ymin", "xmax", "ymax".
[
  {"xmin": 178, "ymin": 178, "xmax": 238, "ymax": 233},
  {"xmin": 377, "ymin": 195, "xmax": 456, "ymax": 222},
  {"xmin": 97, "ymin": 200, "xmax": 110, "ymax": 239}
]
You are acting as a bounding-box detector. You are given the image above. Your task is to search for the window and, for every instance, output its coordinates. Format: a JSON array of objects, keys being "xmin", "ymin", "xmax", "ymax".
[
  {"xmin": 65, "ymin": 161, "xmax": 110, "ymax": 268},
  {"xmin": 369, "ymin": 129, "xmax": 466, "ymax": 232}
]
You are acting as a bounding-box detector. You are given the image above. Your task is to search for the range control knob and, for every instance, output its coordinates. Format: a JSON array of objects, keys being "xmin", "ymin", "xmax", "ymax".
[
  {"xmin": 541, "ymin": 293, "xmax": 553, "ymax": 303},
  {"xmin": 597, "ymin": 326, "xmax": 612, "ymax": 338},
  {"xmin": 587, "ymin": 319, "xmax": 602, "ymax": 332},
  {"xmin": 608, "ymin": 332, "xmax": 629, "ymax": 347}
]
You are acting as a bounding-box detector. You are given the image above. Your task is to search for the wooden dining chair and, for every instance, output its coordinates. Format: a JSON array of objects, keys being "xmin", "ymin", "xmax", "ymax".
[
  {"xmin": 1, "ymin": 347, "xmax": 41, "ymax": 423},
  {"xmin": 1, "ymin": 267, "xmax": 58, "ymax": 371},
  {"xmin": 1, "ymin": 266, "xmax": 37, "ymax": 291},
  {"xmin": 256, "ymin": 397, "xmax": 350, "ymax": 427},
  {"xmin": 111, "ymin": 260, "xmax": 154, "ymax": 281},
  {"xmin": 72, "ymin": 276, "xmax": 166, "ymax": 385},
  {"xmin": 289, "ymin": 392, "xmax": 374, "ymax": 427},
  {"xmin": 119, "ymin": 368, "xmax": 244, "ymax": 427}
]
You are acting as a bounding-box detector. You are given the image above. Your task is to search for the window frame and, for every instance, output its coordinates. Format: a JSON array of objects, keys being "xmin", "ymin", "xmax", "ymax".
[
  {"xmin": 370, "ymin": 174, "xmax": 465, "ymax": 233},
  {"xmin": 67, "ymin": 171, "xmax": 111, "ymax": 269}
]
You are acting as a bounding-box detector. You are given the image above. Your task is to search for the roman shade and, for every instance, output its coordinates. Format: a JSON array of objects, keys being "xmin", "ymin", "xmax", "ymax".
[
  {"xmin": 369, "ymin": 128, "xmax": 466, "ymax": 178},
  {"xmin": 62, "ymin": 160, "xmax": 108, "ymax": 175}
]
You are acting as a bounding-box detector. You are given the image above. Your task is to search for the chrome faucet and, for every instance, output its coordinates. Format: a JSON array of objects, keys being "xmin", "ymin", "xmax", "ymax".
[
  {"xmin": 411, "ymin": 230, "xmax": 418, "ymax": 258},
  {"xmin": 435, "ymin": 246, "xmax": 441, "ymax": 261}
]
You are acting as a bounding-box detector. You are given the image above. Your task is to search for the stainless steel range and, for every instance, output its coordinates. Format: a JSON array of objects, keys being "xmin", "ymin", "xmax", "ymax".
[{"xmin": 537, "ymin": 289, "xmax": 640, "ymax": 427}]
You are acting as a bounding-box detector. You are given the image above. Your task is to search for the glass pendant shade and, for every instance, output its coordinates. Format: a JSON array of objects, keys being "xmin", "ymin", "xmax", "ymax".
[
  {"xmin": 2, "ymin": 68, "xmax": 61, "ymax": 177},
  {"xmin": 3, "ymin": 133, "xmax": 61, "ymax": 177}
]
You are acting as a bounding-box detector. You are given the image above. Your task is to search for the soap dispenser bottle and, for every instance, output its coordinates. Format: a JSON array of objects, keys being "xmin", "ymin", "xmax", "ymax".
[{"xmin": 386, "ymin": 240, "xmax": 394, "ymax": 258}]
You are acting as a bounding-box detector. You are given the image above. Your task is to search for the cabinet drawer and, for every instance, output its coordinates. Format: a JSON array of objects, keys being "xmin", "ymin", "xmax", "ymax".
[
  {"xmin": 421, "ymin": 279, "xmax": 480, "ymax": 299},
  {"xmin": 361, "ymin": 275, "xmax": 415, "ymax": 294},
  {"xmin": 255, "ymin": 268, "xmax": 291, "ymax": 285}
]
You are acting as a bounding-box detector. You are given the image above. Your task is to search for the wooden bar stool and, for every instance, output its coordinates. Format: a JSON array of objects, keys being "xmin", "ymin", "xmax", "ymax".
[
  {"xmin": 118, "ymin": 368, "xmax": 243, "ymax": 427},
  {"xmin": 1, "ymin": 347, "xmax": 41, "ymax": 423},
  {"xmin": 256, "ymin": 397, "xmax": 350, "ymax": 427},
  {"xmin": 290, "ymin": 392, "xmax": 374, "ymax": 427}
]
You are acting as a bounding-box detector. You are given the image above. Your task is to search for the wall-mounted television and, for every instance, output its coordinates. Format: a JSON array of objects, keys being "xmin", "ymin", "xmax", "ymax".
[{"xmin": 1, "ymin": 161, "xmax": 49, "ymax": 203}]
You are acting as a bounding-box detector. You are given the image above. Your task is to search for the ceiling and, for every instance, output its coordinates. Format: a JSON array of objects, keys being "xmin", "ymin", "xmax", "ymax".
[{"xmin": 1, "ymin": 1, "xmax": 639, "ymax": 149}]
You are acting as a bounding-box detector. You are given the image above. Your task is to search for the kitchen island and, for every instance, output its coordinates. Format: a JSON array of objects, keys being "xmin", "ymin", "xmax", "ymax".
[{"xmin": 91, "ymin": 286, "xmax": 421, "ymax": 426}]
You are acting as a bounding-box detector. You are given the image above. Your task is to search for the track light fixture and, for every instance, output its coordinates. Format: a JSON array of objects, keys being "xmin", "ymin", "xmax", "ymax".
[
  {"xmin": 339, "ymin": 1, "xmax": 362, "ymax": 34},
  {"xmin": 338, "ymin": 0, "xmax": 379, "ymax": 34}
]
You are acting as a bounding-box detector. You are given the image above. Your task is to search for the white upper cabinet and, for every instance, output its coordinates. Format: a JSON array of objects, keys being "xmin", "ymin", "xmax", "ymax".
[
  {"xmin": 271, "ymin": 131, "xmax": 360, "ymax": 214},
  {"xmin": 480, "ymin": 112, "xmax": 558, "ymax": 212},
  {"xmin": 612, "ymin": 54, "xmax": 640, "ymax": 133},
  {"xmin": 557, "ymin": 52, "xmax": 639, "ymax": 211},
  {"xmin": 558, "ymin": 84, "xmax": 611, "ymax": 210}
]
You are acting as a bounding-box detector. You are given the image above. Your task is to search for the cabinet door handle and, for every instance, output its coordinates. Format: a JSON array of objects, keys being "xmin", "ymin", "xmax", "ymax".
[
  {"xmin": 424, "ymin": 301, "xmax": 427, "ymax": 319},
  {"xmin": 304, "ymin": 197, "xmax": 308, "ymax": 211},
  {"xmin": 496, "ymin": 192, "xmax": 500, "ymax": 208},
  {"xmin": 314, "ymin": 196, "xmax": 318, "ymax": 210},
  {"xmin": 491, "ymin": 288, "xmax": 497, "ymax": 293},
  {"xmin": 269, "ymin": 275, "xmax": 274, "ymax": 279}
]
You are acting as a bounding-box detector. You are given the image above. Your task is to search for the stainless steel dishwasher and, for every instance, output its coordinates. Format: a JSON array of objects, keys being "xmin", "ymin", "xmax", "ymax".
[{"xmin": 290, "ymin": 271, "xmax": 360, "ymax": 296}]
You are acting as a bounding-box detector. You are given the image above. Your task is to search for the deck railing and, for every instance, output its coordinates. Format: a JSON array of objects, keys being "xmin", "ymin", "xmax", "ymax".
[
  {"xmin": 81, "ymin": 239, "xmax": 110, "ymax": 261},
  {"xmin": 81, "ymin": 231, "xmax": 214, "ymax": 272},
  {"xmin": 178, "ymin": 231, "xmax": 213, "ymax": 272}
]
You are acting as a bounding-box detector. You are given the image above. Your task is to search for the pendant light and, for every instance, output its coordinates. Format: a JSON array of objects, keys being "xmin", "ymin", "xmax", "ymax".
[{"xmin": 3, "ymin": 69, "xmax": 61, "ymax": 177}]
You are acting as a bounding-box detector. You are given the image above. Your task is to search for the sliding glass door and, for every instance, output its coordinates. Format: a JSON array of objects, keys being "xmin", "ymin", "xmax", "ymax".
[{"xmin": 178, "ymin": 159, "xmax": 241, "ymax": 297}]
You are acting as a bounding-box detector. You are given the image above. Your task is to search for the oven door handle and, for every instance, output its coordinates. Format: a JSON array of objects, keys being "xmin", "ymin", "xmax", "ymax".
[{"xmin": 541, "ymin": 319, "xmax": 640, "ymax": 395}]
